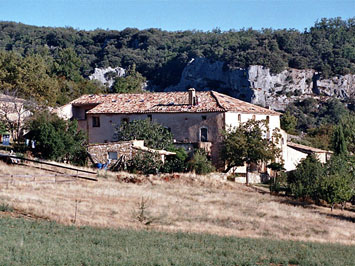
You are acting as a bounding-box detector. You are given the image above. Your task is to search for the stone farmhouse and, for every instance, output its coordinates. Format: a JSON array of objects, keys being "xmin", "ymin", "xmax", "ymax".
[{"xmin": 57, "ymin": 88, "xmax": 331, "ymax": 175}]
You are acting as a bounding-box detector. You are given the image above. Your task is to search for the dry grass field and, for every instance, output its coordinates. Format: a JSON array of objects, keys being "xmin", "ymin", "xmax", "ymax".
[{"xmin": 0, "ymin": 161, "xmax": 354, "ymax": 245}]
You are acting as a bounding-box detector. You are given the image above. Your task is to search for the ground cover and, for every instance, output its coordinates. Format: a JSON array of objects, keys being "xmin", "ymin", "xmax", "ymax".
[
  {"xmin": 0, "ymin": 161, "xmax": 354, "ymax": 246},
  {"xmin": 0, "ymin": 215, "xmax": 354, "ymax": 266}
]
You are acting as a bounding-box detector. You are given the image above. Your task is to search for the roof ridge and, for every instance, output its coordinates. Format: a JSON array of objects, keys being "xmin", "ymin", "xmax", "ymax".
[{"xmin": 210, "ymin": 91, "xmax": 226, "ymax": 111}]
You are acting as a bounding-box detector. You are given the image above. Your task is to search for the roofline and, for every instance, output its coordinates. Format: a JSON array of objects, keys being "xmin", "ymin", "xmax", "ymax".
[{"xmin": 287, "ymin": 142, "xmax": 333, "ymax": 154}]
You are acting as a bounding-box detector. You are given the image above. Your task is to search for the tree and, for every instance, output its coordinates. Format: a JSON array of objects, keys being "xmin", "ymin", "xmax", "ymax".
[
  {"xmin": 26, "ymin": 111, "xmax": 87, "ymax": 165},
  {"xmin": 221, "ymin": 120, "xmax": 282, "ymax": 184},
  {"xmin": 318, "ymin": 155, "xmax": 355, "ymax": 210},
  {"xmin": 114, "ymin": 119, "xmax": 173, "ymax": 150},
  {"xmin": 280, "ymin": 111, "xmax": 298, "ymax": 134},
  {"xmin": 52, "ymin": 48, "xmax": 82, "ymax": 82},
  {"xmin": 331, "ymin": 125, "xmax": 348, "ymax": 155},
  {"xmin": 0, "ymin": 91, "xmax": 33, "ymax": 143},
  {"xmin": 111, "ymin": 64, "xmax": 146, "ymax": 94},
  {"xmin": 287, "ymin": 154, "xmax": 325, "ymax": 200},
  {"xmin": 187, "ymin": 149, "xmax": 215, "ymax": 175}
]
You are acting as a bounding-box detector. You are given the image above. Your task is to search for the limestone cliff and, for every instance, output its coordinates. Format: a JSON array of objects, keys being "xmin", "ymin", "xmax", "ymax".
[
  {"xmin": 89, "ymin": 67, "xmax": 125, "ymax": 88},
  {"xmin": 165, "ymin": 58, "xmax": 354, "ymax": 110}
]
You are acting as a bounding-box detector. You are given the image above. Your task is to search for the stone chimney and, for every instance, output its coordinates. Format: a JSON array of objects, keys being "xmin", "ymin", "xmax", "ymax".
[{"xmin": 188, "ymin": 88, "xmax": 196, "ymax": 105}]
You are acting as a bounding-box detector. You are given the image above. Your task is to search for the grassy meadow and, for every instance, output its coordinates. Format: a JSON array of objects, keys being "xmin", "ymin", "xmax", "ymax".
[
  {"xmin": 0, "ymin": 161, "xmax": 354, "ymax": 265},
  {"xmin": 0, "ymin": 215, "xmax": 354, "ymax": 266}
]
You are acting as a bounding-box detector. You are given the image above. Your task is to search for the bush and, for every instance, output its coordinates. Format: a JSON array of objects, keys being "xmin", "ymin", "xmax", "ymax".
[
  {"xmin": 161, "ymin": 147, "xmax": 188, "ymax": 173},
  {"xmin": 127, "ymin": 152, "xmax": 162, "ymax": 175},
  {"xmin": 187, "ymin": 149, "xmax": 215, "ymax": 175},
  {"xmin": 287, "ymin": 155, "xmax": 324, "ymax": 200},
  {"xmin": 26, "ymin": 111, "xmax": 87, "ymax": 165}
]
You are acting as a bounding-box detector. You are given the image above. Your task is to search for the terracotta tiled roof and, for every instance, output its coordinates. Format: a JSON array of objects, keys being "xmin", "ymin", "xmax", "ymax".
[
  {"xmin": 211, "ymin": 91, "xmax": 280, "ymax": 115},
  {"xmin": 71, "ymin": 91, "xmax": 279, "ymax": 115},
  {"xmin": 287, "ymin": 142, "xmax": 333, "ymax": 154}
]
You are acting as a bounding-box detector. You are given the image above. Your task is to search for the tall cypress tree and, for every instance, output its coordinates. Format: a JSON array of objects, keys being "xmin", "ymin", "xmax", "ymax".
[{"xmin": 332, "ymin": 125, "xmax": 347, "ymax": 155}]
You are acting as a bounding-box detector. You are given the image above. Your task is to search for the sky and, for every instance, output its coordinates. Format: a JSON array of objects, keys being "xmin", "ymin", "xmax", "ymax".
[{"xmin": 0, "ymin": 0, "xmax": 354, "ymax": 32}]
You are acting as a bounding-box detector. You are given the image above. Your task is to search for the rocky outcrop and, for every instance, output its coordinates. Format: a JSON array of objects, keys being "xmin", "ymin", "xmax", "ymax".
[
  {"xmin": 166, "ymin": 58, "xmax": 354, "ymax": 110},
  {"xmin": 89, "ymin": 67, "xmax": 125, "ymax": 88}
]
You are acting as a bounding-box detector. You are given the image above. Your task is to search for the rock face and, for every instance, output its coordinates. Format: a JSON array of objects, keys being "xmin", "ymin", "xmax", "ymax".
[
  {"xmin": 89, "ymin": 67, "xmax": 125, "ymax": 88},
  {"xmin": 166, "ymin": 58, "xmax": 354, "ymax": 110}
]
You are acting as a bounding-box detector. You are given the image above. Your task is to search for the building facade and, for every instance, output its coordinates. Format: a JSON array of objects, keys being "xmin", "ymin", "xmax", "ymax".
[{"xmin": 57, "ymin": 89, "xmax": 287, "ymax": 169}]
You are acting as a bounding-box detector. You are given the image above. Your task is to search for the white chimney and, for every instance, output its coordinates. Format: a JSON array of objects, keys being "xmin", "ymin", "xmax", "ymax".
[{"xmin": 188, "ymin": 88, "xmax": 196, "ymax": 105}]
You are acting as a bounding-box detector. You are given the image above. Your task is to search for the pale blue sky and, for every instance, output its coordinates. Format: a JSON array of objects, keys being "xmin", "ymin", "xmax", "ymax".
[{"xmin": 0, "ymin": 0, "xmax": 354, "ymax": 31}]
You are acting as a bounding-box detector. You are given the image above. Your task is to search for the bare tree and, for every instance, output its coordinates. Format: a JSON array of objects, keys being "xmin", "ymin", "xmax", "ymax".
[{"xmin": 0, "ymin": 90, "xmax": 33, "ymax": 143}]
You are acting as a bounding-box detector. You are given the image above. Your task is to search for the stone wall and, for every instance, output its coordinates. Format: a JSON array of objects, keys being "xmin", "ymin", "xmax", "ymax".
[{"xmin": 88, "ymin": 141, "xmax": 134, "ymax": 166}]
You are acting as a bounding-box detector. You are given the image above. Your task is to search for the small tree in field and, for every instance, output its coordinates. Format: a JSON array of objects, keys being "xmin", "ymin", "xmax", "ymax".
[{"xmin": 221, "ymin": 120, "xmax": 282, "ymax": 185}]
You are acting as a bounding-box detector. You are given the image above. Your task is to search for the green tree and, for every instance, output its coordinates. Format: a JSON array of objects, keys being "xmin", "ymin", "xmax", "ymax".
[
  {"xmin": 115, "ymin": 119, "xmax": 173, "ymax": 150},
  {"xmin": 280, "ymin": 111, "xmax": 298, "ymax": 134},
  {"xmin": 52, "ymin": 48, "xmax": 82, "ymax": 82},
  {"xmin": 319, "ymin": 155, "xmax": 354, "ymax": 210},
  {"xmin": 221, "ymin": 120, "xmax": 281, "ymax": 184},
  {"xmin": 111, "ymin": 65, "xmax": 146, "ymax": 94},
  {"xmin": 331, "ymin": 125, "xmax": 348, "ymax": 155},
  {"xmin": 187, "ymin": 149, "xmax": 215, "ymax": 175},
  {"xmin": 287, "ymin": 154, "xmax": 325, "ymax": 200},
  {"xmin": 127, "ymin": 151, "xmax": 162, "ymax": 175},
  {"xmin": 161, "ymin": 147, "xmax": 188, "ymax": 173},
  {"xmin": 26, "ymin": 111, "xmax": 87, "ymax": 165}
]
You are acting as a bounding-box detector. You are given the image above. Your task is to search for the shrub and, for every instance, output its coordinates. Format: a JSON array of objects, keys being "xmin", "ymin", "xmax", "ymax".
[
  {"xmin": 26, "ymin": 111, "xmax": 87, "ymax": 165},
  {"xmin": 0, "ymin": 202, "xmax": 13, "ymax": 212},
  {"xmin": 287, "ymin": 155, "xmax": 324, "ymax": 200},
  {"xmin": 187, "ymin": 149, "xmax": 215, "ymax": 175},
  {"xmin": 127, "ymin": 152, "xmax": 162, "ymax": 175},
  {"xmin": 161, "ymin": 147, "xmax": 188, "ymax": 173}
]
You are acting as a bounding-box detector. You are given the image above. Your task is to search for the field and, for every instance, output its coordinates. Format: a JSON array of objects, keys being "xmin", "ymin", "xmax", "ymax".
[
  {"xmin": 1, "ymin": 215, "xmax": 355, "ymax": 266},
  {"xmin": 1, "ymin": 161, "xmax": 354, "ymax": 245}
]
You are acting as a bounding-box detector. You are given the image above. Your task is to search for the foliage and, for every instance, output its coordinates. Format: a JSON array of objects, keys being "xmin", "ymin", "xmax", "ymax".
[
  {"xmin": 0, "ymin": 18, "xmax": 354, "ymax": 92},
  {"xmin": 187, "ymin": 149, "xmax": 215, "ymax": 175},
  {"xmin": 280, "ymin": 111, "xmax": 298, "ymax": 134},
  {"xmin": 287, "ymin": 154, "xmax": 355, "ymax": 209},
  {"xmin": 1, "ymin": 216, "xmax": 355, "ymax": 266},
  {"xmin": 287, "ymin": 155, "xmax": 325, "ymax": 200},
  {"xmin": 285, "ymin": 97, "xmax": 353, "ymax": 151},
  {"xmin": 0, "ymin": 121, "xmax": 7, "ymax": 135},
  {"xmin": 161, "ymin": 147, "xmax": 188, "ymax": 173},
  {"xmin": 0, "ymin": 50, "xmax": 105, "ymax": 106},
  {"xmin": 115, "ymin": 119, "xmax": 173, "ymax": 150},
  {"xmin": 221, "ymin": 120, "xmax": 281, "ymax": 173},
  {"xmin": 331, "ymin": 125, "xmax": 348, "ymax": 155},
  {"xmin": 127, "ymin": 151, "xmax": 162, "ymax": 175},
  {"xmin": 26, "ymin": 111, "xmax": 87, "ymax": 165},
  {"xmin": 111, "ymin": 64, "xmax": 146, "ymax": 93},
  {"xmin": 336, "ymin": 114, "xmax": 355, "ymax": 154},
  {"xmin": 318, "ymin": 155, "xmax": 355, "ymax": 208},
  {"xmin": 0, "ymin": 202, "xmax": 13, "ymax": 212}
]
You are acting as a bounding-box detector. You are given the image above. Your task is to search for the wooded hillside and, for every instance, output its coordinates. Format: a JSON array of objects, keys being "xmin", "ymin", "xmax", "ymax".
[{"xmin": 0, "ymin": 17, "xmax": 354, "ymax": 93}]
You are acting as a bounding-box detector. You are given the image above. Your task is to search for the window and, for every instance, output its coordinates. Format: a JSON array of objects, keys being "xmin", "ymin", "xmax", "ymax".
[
  {"xmin": 147, "ymin": 114, "xmax": 152, "ymax": 121},
  {"xmin": 238, "ymin": 114, "xmax": 241, "ymax": 122},
  {"xmin": 266, "ymin": 116, "xmax": 270, "ymax": 124},
  {"xmin": 92, "ymin": 117, "xmax": 100, "ymax": 127},
  {"xmin": 200, "ymin": 128, "xmax": 208, "ymax": 142},
  {"xmin": 252, "ymin": 115, "xmax": 256, "ymax": 120},
  {"xmin": 202, "ymin": 115, "xmax": 207, "ymax": 121},
  {"xmin": 108, "ymin": 151, "xmax": 118, "ymax": 160}
]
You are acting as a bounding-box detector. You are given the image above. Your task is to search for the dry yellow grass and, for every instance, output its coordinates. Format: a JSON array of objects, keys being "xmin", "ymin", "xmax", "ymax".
[{"xmin": 0, "ymin": 161, "xmax": 354, "ymax": 245}]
